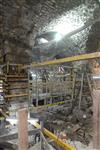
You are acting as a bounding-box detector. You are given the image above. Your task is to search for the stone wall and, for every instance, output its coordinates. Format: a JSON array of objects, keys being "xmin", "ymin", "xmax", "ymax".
[{"xmin": 0, "ymin": 0, "xmax": 99, "ymax": 63}]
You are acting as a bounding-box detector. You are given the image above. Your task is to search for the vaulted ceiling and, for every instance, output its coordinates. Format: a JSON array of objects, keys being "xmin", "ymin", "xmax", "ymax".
[{"xmin": 0, "ymin": 0, "xmax": 100, "ymax": 63}]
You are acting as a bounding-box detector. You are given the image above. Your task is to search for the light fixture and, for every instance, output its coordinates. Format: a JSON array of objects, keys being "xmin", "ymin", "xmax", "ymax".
[
  {"xmin": 55, "ymin": 32, "xmax": 63, "ymax": 41},
  {"xmin": 40, "ymin": 38, "xmax": 48, "ymax": 44},
  {"xmin": 54, "ymin": 22, "xmax": 74, "ymax": 36},
  {"xmin": 30, "ymin": 71, "xmax": 36, "ymax": 78},
  {"xmin": 93, "ymin": 75, "xmax": 100, "ymax": 79},
  {"xmin": 31, "ymin": 73, "xmax": 36, "ymax": 78},
  {"xmin": 6, "ymin": 118, "xmax": 38, "ymax": 126},
  {"xmin": 6, "ymin": 118, "xmax": 18, "ymax": 126},
  {"xmin": 44, "ymin": 5, "xmax": 87, "ymax": 36}
]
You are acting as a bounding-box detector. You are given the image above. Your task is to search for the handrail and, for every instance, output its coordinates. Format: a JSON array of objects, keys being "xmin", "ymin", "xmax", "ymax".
[
  {"xmin": 22, "ymin": 52, "xmax": 100, "ymax": 69},
  {"xmin": 34, "ymin": 123, "xmax": 75, "ymax": 150}
]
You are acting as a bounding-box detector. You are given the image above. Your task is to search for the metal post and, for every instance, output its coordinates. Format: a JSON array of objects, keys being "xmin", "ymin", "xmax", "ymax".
[
  {"xmin": 7, "ymin": 62, "xmax": 9, "ymax": 74},
  {"xmin": 78, "ymin": 73, "xmax": 84, "ymax": 110},
  {"xmin": 36, "ymin": 70, "xmax": 39, "ymax": 107},
  {"xmin": 71, "ymin": 73, "xmax": 76, "ymax": 108},
  {"xmin": 28, "ymin": 71, "xmax": 31, "ymax": 108},
  {"xmin": 40, "ymin": 121, "xmax": 44, "ymax": 150},
  {"xmin": 93, "ymin": 90, "xmax": 100, "ymax": 150},
  {"xmin": 44, "ymin": 76, "xmax": 47, "ymax": 105}
]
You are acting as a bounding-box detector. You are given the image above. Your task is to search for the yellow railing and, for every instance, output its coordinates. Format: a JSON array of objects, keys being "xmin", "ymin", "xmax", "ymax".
[
  {"xmin": 34, "ymin": 122, "xmax": 75, "ymax": 150},
  {"xmin": 22, "ymin": 52, "xmax": 100, "ymax": 68}
]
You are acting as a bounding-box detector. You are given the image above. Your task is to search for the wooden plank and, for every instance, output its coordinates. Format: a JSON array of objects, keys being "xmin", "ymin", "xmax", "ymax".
[
  {"xmin": 22, "ymin": 52, "xmax": 100, "ymax": 68},
  {"xmin": 6, "ymin": 75, "xmax": 27, "ymax": 78},
  {"xmin": 93, "ymin": 90, "xmax": 100, "ymax": 150},
  {"xmin": 5, "ymin": 93, "xmax": 28, "ymax": 99},
  {"xmin": 6, "ymin": 86, "xmax": 28, "ymax": 90},
  {"xmin": 18, "ymin": 108, "xmax": 28, "ymax": 150}
]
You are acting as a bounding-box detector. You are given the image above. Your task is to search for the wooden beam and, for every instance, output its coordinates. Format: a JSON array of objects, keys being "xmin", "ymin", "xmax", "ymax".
[
  {"xmin": 18, "ymin": 108, "xmax": 28, "ymax": 150},
  {"xmin": 22, "ymin": 52, "xmax": 100, "ymax": 69},
  {"xmin": 5, "ymin": 93, "xmax": 28, "ymax": 99},
  {"xmin": 93, "ymin": 90, "xmax": 100, "ymax": 150}
]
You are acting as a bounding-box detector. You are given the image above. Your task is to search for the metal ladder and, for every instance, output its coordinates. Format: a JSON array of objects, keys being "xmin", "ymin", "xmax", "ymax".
[{"xmin": 71, "ymin": 72, "xmax": 94, "ymax": 110}]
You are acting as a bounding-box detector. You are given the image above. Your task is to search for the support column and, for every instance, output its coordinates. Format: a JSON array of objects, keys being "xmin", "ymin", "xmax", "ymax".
[
  {"xmin": 18, "ymin": 108, "xmax": 28, "ymax": 150},
  {"xmin": 93, "ymin": 90, "xmax": 100, "ymax": 150}
]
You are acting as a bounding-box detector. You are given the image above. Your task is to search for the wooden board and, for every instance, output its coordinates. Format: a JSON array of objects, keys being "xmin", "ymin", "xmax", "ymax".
[{"xmin": 18, "ymin": 108, "xmax": 28, "ymax": 150}]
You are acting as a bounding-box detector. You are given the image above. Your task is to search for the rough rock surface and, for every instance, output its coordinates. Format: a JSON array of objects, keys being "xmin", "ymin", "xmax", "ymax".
[{"xmin": 0, "ymin": 0, "xmax": 100, "ymax": 63}]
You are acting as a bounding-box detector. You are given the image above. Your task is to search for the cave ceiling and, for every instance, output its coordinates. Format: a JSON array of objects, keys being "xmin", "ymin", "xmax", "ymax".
[{"xmin": 0, "ymin": 0, "xmax": 100, "ymax": 63}]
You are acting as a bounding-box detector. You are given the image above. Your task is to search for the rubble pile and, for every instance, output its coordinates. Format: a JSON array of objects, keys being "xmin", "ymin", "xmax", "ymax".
[{"xmin": 44, "ymin": 97, "xmax": 93, "ymax": 145}]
